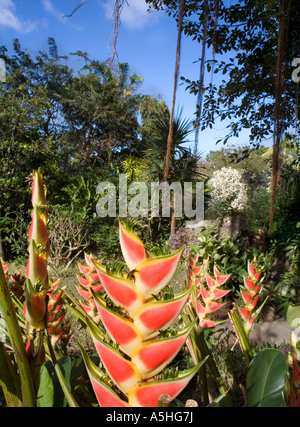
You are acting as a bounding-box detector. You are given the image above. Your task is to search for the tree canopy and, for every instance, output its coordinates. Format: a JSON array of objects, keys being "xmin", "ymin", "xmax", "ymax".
[{"xmin": 146, "ymin": 0, "xmax": 300, "ymax": 146}]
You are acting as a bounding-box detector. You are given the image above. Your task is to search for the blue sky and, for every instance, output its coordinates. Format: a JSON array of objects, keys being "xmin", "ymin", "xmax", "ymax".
[{"xmin": 0, "ymin": 0, "xmax": 255, "ymax": 157}]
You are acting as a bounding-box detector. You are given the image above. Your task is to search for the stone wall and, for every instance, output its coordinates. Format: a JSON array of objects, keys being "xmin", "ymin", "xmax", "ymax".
[{"xmin": 167, "ymin": 213, "xmax": 252, "ymax": 259}]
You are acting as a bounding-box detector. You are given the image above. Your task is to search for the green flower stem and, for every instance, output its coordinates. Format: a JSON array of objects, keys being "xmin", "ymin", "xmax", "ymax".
[
  {"xmin": 184, "ymin": 304, "xmax": 228, "ymax": 401},
  {"xmin": 194, "ymin": 325, "xmax": 228, "ymax": 396},
  {"xmin": 0, "ymin": 263, "xmax": 36, "ymax": 407},
  {"xmin": 229, "ymin": 306, "xmax": 253, "ymax": 366},
  {"xmin": 0, "ymin": 341, "xmax": 22, "ymax": 407},
  {"xmin": 182, "ymin": 310, "xmax": 209, "ymax": 406},
  {"xmin": 46, "ymin": 332, "xmax": 79, "ymax": 408}
]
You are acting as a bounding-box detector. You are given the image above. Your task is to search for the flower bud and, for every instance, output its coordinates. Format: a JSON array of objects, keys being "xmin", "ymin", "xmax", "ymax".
[
  {"xmin": 24, "ymin": 279, "xmax": 47, "ymax": 331},
  {"xmin": 31, "ymin": 171, "xmax": 47, "ymax": 207}
]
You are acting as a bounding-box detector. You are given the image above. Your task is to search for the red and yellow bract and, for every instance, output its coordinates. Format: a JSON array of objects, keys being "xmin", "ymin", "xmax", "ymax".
[
  {"xmin": 236, "ymin": 262, "xmax": 265, "ymax": 335},
  {"xmin": 187, "ymin": 256, "xmax": 231, "ymax": 329},
  {"xmin": 24, "ymin": 171, "xmax": 69, "ymax": 350},
  {"xmin": 78, "ymin": 221, "xmax": 202, "ymax": 407}
]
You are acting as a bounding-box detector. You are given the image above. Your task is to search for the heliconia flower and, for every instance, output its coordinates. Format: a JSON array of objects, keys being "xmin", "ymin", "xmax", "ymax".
[
  {"xmin": 9, "ymin": 270, "xmax": 26, "ymax": 302},
  {"xmin": 93, "ymin": 291, "xmax": 143, "ymax": 357},
  {"xmin": 119, "ymin": 221, "xmax": 147, "ymax": 271},
  {"xmin": 46, "ymin": 281, "xmax": 70, "ymax": 348},
  {"xmin": 189, "ymin": 254, "xmax": 199, "ymax": 267},
  {"xmin": 236, "ymin": 261, "xmax": 265, "ymax": 335},
  {"xmin": 133, "ymin": 247, "xmax": 184, "ymax": 300},
  {"xmin": 291, "ymin": 353, "xmax": 300, "ymax": 386},
  {"xmin": 25, "ymin": 340, "xmax": 34, "ymax": 360},
  {"xmin": 79, "ymin": 342, "xmax": 130, "ymax": 407},
  {"xmin": 133, "ymin": 287, "xmax": 192, "ymax": 339},
  {"xmin": 290, "ymin": 353, "xmax": 300, "ymax": 407},
  {"xmin": 76, "ymin": 222, "xmax": 201, "ymax": 407},
  {"xmin": 127, "ymin": 364, "xmax": 203, "ymax": 408},
  {"xmin": 76, "ymin": 257, "xmax": 104, "ymax": 323},
  {"xmin": 88, "ymin": 323, "xmax": 142, "ymax": 395},
  {"xmin": 247, "ymin": 262, "xmax": 262, "ymax": 281},
  {"xmin": 289, "ymin": 327, "xmax": 300, "ymax": 407},
  {"xmin": 31, "ymin": 171, "xmax": 47, "ymax": 208},
  {"xmin": 291, "ymin": 327, "xmax": 300, "ymax": 361},
  {"xmin": 24, "ymin": 279, "xmax": 47, "ymax": 332},
  {"xmin": 0, "ymin": 259, "xmax": 8, "ymax": 275},
  {"xmin": 26, "ymin": 240, "xmax": 48, "ymax": 290},
  {"xmin": 290, "ymin": 388, "xmax": 300, "ymax": 407},
  {"xmin": 239, "ymin": 308, "xmax": 251, "ymax": 320},
  {"xmin": 188, "ymin": 262, "xmax": 230, "ymax": 329},
  {"xmin": 96, "ymin": 268, "xmax": 145, "ymax": 317},
  {"xmin": 81, "ymin": 302, "xmax": 99, "ymax": 321},
  {"xmin": 28, "ymin": 206, "xmax": 49, "ymax": 253},
  {"xmin": 131, "ymin": 323, "xmax": 195, "ymax": 379}
]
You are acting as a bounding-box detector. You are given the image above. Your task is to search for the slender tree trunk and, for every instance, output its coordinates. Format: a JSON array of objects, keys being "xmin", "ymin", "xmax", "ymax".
[
  {"xmin": 0, "ymin": 233, "xmax": 4, "ymax": 261},
  {"xmin": 163, "ymin": 0, "xmax": 185, "ymax": 183},
  {"xmin": 194, "ymin": 0, "xmax": 209, "ymax": 156},
  {"xmin": 170, "ymin": 210, "xmax": 176, "ymax": 236},
  {"xmin": 163, "ymin": 0, "xmax": 185, "ymax": 237},
  {"xmin": 270, "ymin": 0, "xmax": 286, "ymax": 234}
]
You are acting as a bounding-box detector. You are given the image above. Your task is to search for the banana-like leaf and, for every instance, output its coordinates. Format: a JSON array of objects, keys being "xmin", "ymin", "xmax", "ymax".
[
  {"xmin": 119, "ymin": 221, "xmax": 147, "ymax": 271},
  {"xmin": 246, "ymin": 349, "xmax": 288, "ymax": 407},
  {"xmin": 133, "ymin": 287, "xmax": 192, "ymax": 338},
  {"xmin": 134, "ymin": 247, "xmax": 184, "ymax": 300}
]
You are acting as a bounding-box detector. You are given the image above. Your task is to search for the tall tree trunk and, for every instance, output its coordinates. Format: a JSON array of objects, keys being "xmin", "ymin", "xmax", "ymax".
[
  {"xmin": 0, "ymin": 208, "xmax": 5, "ymax": 261},
  {"xmin": 164, "ymin": 0, "xmax": 185, "ymax": 237},
  {"xmin": 163, "ymin": 0, "xmax": 185, "ymax": 184},
  {"xmin": 0, "ymin": 232, "xmax": 4, "ymax": 261},
  {"xmin": 194, "ymin": 0, "xmax": 209, "ymax": 156},
  {"xmin": 270, "ymin": 0, "xmax": 287, "ymax": 234}
]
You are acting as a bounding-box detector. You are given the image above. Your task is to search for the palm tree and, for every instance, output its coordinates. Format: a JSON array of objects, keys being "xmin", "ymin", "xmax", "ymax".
[
  {"xmin": 144, "ymin": 109, "xmax": 193, "ymax": 178},
  {"xmin": 143, "ymin": 108, "xmax": 203, "ymax": 235}
]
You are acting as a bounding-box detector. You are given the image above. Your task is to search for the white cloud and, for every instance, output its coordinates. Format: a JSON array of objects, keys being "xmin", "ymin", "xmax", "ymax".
[
  {"xmin": 42, "ymin": 0, "xmax": 62, "ymax": 20},
  {"xmin": 42, "ymin": 0, "xmax": 85, "ymax": 30},
  {"xmin": 103, "ymin": 0, "xmax": 155, "ymax": 30},
  {"xmin": 0, "ymin": 0, "xmax": 36, "ymax": 33}
]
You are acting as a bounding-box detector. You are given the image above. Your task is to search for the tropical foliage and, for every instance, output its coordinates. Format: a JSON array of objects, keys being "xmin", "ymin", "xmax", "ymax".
[
  {"xmin": 0, "ymin": 171, "xmax": 298, "ymax": 408},
  {"xmin": 1, "ymin": 0, "xmax": 300, "ymax": 409}
]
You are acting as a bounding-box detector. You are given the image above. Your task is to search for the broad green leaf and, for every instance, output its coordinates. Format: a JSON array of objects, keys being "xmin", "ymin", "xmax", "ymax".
[
  {"xmin": 0, "ymin": 342, "xmax": 22, "ymax": 407},
  {"xmin": 246, "ymin": 349, "xmax": 288, "ymax": 407},
  {"xmin": 37, "ymin": 364, "xmax": 54, "ymax": 407},
  {"xmin": 43, "ymin": 356, "xmax": 73, "ymax": 407}
]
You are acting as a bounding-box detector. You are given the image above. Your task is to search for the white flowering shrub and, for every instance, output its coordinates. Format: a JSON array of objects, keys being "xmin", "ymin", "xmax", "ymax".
[{"xmin": 206, "ymin": 167, "xmax": 248, "ymax": 217}]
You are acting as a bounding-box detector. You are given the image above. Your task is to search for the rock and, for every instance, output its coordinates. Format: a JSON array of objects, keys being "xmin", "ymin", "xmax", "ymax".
[
  {"xmin": 215, "ymin": 319, "xmax": 292, "ymax": 347},
  {"xmin": 218, "ymin": 213, "xmax": 249, "ymax": 239},
  {"xmin": 250, "ymin": 319, "xmax": 292, "ymax": 346},
  {"xmin": 168, "ymin": 214, "xmax": 250, "ymax": 259}
]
